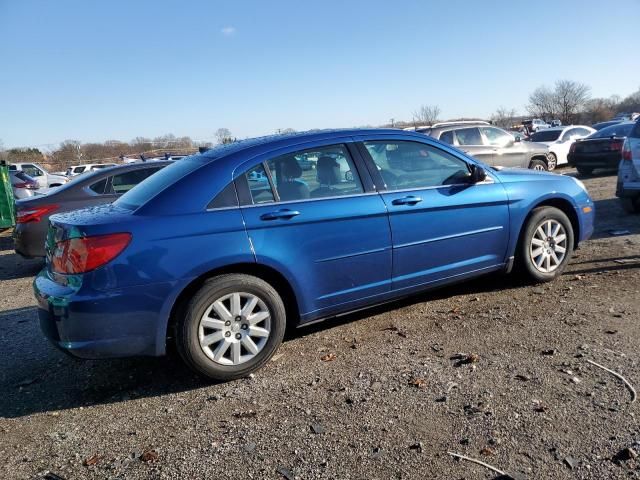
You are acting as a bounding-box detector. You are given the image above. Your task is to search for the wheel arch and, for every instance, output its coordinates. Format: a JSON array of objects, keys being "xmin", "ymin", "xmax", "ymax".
[
  {"xmin": 528, "ymin": 154, "xmax": 549, "ymax": 169},
  {"xmin": 165, "ymin": 262, "xmax": 300, "ymax": 347},
  {"xmin": 517, "ymin": 197, "xmax": 580, "ymax": 251}
]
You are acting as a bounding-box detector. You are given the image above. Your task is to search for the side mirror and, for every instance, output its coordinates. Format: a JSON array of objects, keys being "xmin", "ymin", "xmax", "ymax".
[
  {"xmin": 514, "ymin": 135, "xmax": 522, "ymax": 143},
  {"xmin": 469, "ymin": 164, "xmax": 487, "ymax": 183}
]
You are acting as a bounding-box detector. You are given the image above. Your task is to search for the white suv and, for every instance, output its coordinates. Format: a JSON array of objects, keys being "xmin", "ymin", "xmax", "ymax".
[
  {"xmin": 617, "ymin": 120, "xmax": 640, "ymax": 213},
  {"xmin": 8, "ymin": 162, "xmax": 68, "ymax": 188}
]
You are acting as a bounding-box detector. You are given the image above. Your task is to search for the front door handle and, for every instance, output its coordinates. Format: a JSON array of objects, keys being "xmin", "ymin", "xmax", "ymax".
[
  {"xmin": 260, "ymin": 209, "xmax": 301, "ymax": 221},
  {"xmin": 392, "ymin": 196, "xmax": 423, "ymax": 206}
]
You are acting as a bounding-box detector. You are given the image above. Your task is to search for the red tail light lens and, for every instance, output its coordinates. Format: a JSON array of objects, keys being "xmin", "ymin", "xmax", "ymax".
[
  {"xmin": 611, "ymin": 140, "xmax": 623, "ymax": 152},
  {"xmin": 622, "ymin": 140, "xmax": 632, "ymax": 161},
  {"xmin": 16, "ymin": 204, "xmax": 59, "ymax": 224},
  {"xmin": 51, "ymin": 233, "xmax": 131, "ymax": 274}
]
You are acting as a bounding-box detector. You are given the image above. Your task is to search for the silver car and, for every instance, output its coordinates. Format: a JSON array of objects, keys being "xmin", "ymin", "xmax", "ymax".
[
  {"xmin": 10, "ymin": 171, "xmax": 40, "ymax": 199},
  {"xmin": 418, "ymin": 122, "xmax": 553, "ymax": 170}
]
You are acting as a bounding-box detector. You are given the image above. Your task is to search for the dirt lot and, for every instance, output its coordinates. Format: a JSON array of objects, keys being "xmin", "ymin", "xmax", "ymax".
[{"xmin": 1, "ymin": 170, "xmax": 639, "ymax": 480}]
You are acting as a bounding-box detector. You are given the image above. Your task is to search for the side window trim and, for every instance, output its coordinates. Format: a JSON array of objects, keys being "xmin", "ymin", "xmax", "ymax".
[{"xmin": 262, "ymin": 160, "xmax": 281, "ymax": 203}]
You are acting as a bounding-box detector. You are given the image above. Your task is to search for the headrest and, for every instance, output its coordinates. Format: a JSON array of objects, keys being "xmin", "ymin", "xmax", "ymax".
[
  {"xmin": 281, "ymin": 156, "xmax": 302, "ymax": 179},
  {"xmin": 316, "ymin": 156, "xmax": 341, "ymax": 185}
]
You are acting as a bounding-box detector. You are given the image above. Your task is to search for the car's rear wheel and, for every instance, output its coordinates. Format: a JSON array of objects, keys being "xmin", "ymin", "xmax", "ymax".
[
  {"xmin": 547, "ymin": 153, "xmax": 557, "ymax": 171},
  {"xmin": 517, "ymin": 206, "xmax": 574, "ymax": 283},
  {"xmin": 620, "ymin": 197, "xmax": 640, "ymax": 214},
  {"xmin": 576, "ymin": 166, "xmax": 593, "ymax": 176},
  {"xmin": 529, "ymin": 159, "xmax": 548, "ymax": 171},
  {"xmin": 176, "ymin": 274, "xmax": 286, "ymax": 381}
]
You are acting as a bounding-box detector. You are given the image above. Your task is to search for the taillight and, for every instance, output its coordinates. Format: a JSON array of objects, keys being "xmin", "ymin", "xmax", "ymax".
[
  {"xmin": 51, "ymin": 233, "xmax": 131, "ymax": 274},
  {"xmin": 16, "ymin": 204, "xmax": 59, "ymax": 224},
  {"xmin": 622, "ymin": 139, "xmax": 632, "ymax": 161},
  {"xmin": 611, "ymin": 140, "xmax": 623, "ymax": 152}
]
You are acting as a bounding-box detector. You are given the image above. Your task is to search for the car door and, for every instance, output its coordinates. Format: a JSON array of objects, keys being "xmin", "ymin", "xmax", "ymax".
[
  {"xmin": 480, "ymin": 126, "xmax": 527, "ymax": 168},
  {"xmin": 555, "ymin": 128, "xmax": 581, "ymax": 164},
  {"xmin": 238, "ymin": 142, "xmax": 392, "ymax": 321},
  {"xmin": 452, "ymin": 127, "xmax": 496, "ymax": 165},
  {"xmin": 357, "ymin": 136, "xmax": 510, "ymax": 292}
]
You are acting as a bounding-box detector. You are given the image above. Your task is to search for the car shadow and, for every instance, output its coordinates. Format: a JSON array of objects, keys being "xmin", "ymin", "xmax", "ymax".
[
  {"xmin": 590, "ymin": 198, "xmax": 640, "ymax": 239},
  {"xmin": 0, "ymin": 233, "xmax": 44, "ymax": 280},
  {"xmin": 0, "ymin": 271, "xmax": 526, "ymax": 419}
]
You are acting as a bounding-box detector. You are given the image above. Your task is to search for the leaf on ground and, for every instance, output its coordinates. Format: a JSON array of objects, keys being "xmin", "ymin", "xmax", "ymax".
[{"xmin": 320, "ymin": 353, "xmax": 337, "ymax": 362}]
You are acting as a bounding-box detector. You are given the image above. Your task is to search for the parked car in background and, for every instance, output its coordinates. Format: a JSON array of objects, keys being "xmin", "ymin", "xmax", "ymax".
[
  {"xmin": 10, "ymin": 171, "xmax": 40, "ymax": 199},
  {"xmin": 33, "ymin": 129, "xmax": 594, "ymax": 380},
  {"xmin": 66, "ymin": 163, "xmax": 118, "ymax": 177},
  {"xmin": 550, "ymin": 120, "xmax": 562, "ymax": 127},
  {"xmin": 567, "ymin": 122, "xmax": 635, "ymax": 176},
  {"xmin": 420, "ymin": 122, "xmax": 552, "ymax": 170},
  {"xmin": 8, "ymin": 163, "xmax": 68, "ymax": 188},
  {"xmin": 592, "ymin": 120, "xmax": 623, "ymax": 131},
  {"xmin": 523, "ymin": 119, "xmax": 550, "ymax": 133},
  {"xmin": 529, "ymin": 126, "xmax": 596, "ymax": 169},
  {"xmin": 617, "ymin": 120, "xmax": 640, "ymax": 213},
  {"xmin": 14, "ymin": 161, "xmax": 170, "ymax": 258}
]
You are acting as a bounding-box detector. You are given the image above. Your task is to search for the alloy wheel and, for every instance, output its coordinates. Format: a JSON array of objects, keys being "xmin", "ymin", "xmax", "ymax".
[
  {"xmin": 198, "ymin": 292, "xmax": 271, "ymax": 366},
  {"xmin": 529, "ymin": 219, "xmax": 567, "ymax": 273}
]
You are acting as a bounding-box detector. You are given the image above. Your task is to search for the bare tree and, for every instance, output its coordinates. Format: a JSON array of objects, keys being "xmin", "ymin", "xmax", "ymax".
[
  {"xmin": 215, "ymin": 128, "xmax": 234, "ymax": 144},
  {"xmin": 527, "ymin": 80, "xmax": 591, "ymax": 124},
  {"xmin": 412, "ymin": 104, "xmax": 441, "ymax": 125},
  {"xmin": 555, "ymin": 80, "xmax": 591, "ymax": 124},
  {"xmin": 490, "ymin": 107, "xmax": 518, "ymax": 129}
]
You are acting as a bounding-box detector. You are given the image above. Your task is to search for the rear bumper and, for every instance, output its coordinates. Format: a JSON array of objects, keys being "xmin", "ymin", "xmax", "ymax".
[
  {"xmin": 567, "ymin": 152, "xmax": 622, "ymax": 169},
  {"xmin": 34, "ymin": 270, "xmax": 181, "ymax": 359},
  {"xmin": 13, "ymin": 223, "xmax": 47, "ymax": 258},
  {"xmin": 617, "ymin": 181, "xmax": 640, "ymax": 198}
]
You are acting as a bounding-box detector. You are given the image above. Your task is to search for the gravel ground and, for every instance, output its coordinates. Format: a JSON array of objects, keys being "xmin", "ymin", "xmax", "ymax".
[{"xmin": 1, "ymin": 169, "xmax": 639, "ymax": 480}]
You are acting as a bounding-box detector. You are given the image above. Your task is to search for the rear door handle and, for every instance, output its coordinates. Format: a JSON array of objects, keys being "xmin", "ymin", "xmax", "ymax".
[
  {"xmin": 392, "ymin": 196, "xmax": 423, "ymax": 206},
  {"xmin": 260, "ymin": 209, "xmax": 301, "ymax": 220}
]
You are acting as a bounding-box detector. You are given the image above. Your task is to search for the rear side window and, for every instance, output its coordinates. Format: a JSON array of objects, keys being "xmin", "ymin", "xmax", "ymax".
[
  {"xmin": 115, "ymin": 158, "xmax": 203, "ymax": 210},
  {"xmin": 207, "ymin": 182, "xmax": 238, "ymax": 209},
  {"xmin": 530, "ymin": 130, "xmax": 561, "ymax": 142},
  {"xmin": 108, "ymin": 167, "xmax": 162, "ymax": 195},
  {"xmin": 265, "ymin": 144, "xmax": 362, "ymax": 201},
  {"xmin": 246, "ymin": 163, "xmax": 276, "ymax": 204},
  {"xmin": 90, "ymin": 178, "xmax": 108, "ymax": 194},
  {"xmin": 439, "ymin": 131, "xmax": 454, "ymax": 145},
  {"xmin": 455, "ymin": 128, "xmax": 483, "ymax": 146}
]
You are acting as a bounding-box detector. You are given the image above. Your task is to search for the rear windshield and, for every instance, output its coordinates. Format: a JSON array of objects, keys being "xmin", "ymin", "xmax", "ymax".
[
  {"xmin": 530, "ymin": 130, "xmax": 562, "ymax": 142},
  {"xmin": 590, "ymin": 123, "xmax": 634, "ymax": 138},
  {"xmin": 115, "ymin": 157, "xmax": 204, "ymax": 210}
]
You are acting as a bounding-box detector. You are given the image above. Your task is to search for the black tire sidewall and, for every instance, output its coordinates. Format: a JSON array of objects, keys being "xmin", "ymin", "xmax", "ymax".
[
  {"xmin": 529, "ymin": 159, "xmax": 548, "ymax": 171},
  {"xmin": 177, "ymin": 274, "xmax": 286, "ymax": 381},
  {"xmin": 519, "ymin": 207, "xmax": 574, "ymax": 283}
]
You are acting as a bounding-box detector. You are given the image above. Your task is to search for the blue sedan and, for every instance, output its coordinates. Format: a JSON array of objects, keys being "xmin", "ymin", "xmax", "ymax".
[{"xmin": 34, "ymin": 129, "xmax": 595, "ymax": 380}]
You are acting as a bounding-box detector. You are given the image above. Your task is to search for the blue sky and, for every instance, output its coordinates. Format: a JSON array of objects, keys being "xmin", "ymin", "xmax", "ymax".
[{"xmin": 1, "ymin": 0, "xmax": 639, "ymax": 149}]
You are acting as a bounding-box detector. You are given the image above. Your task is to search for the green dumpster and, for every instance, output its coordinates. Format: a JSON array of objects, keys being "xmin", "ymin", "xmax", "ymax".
[{"xmin": 0, "ymin": 160, "xmax": 16, "ymax": 229}]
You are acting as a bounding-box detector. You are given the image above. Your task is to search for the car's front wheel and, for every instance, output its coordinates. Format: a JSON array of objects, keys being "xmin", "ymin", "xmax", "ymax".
[
  {"xmin": 529, "ymin": 159, "xmax": 548, "ymax": 171},
  {"xmin": 517, "ymin": 206, "xmax": 574, "ymax": 283},
  {"xmin": 547, "ymin": 153, "xmax": 557, "ymax": 171},
  {"xmin": 176, "ymin": 274, "xmax": 286, "ymax": 381}
]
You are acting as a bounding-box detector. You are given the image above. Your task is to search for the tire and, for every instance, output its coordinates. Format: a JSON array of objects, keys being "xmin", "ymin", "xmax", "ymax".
[
  {"xmin": 517, "ymin": 206, "xmax": 574, "ymax": 283},
  {"xmin": 529, "ymin": 159, "xmax": 548, "ymax": 171},
  {"xmin": 576, "ymin": 166, "xmax": 593, "ymax": 177},
  {"xmin": 620, "ymin": 197, "xmax": 640, "ymax": 214},
  {"xmin": 547, "ymin": 153, "xmax": 557, "ymax": 171},
  {"xmin": 176, "ymin": 274, "xmax": 286, "ymax": 381}
]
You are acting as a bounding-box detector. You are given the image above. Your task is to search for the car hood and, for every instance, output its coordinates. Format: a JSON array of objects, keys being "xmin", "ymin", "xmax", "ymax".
[{"xmin": 492, "ymin": 167, "xmax": 557, "ymax": 183}]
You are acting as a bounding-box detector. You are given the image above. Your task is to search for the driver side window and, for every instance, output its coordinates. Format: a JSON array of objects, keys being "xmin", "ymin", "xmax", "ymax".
[{"xmin": 363, "ymin": 141, "xmax": 471, "ymax": 191}]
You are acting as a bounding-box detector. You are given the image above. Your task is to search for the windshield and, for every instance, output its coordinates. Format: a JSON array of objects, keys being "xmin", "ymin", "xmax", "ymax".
[
  {"xmin": 589, "ymin": 123, "xmax": 634, "ymax": 138},
  {"xmin": 115, "ymin": 156, "xmax": 205, "ymax": 210},
  {"xmin": 530, "ymin": 130, "xmax": 562, "ymax": 142}
]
